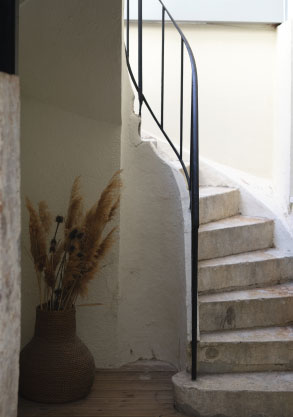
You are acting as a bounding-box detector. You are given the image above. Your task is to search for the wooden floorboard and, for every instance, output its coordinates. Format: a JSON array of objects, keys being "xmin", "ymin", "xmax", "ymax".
[{"xmin": 18, "ymin": 366, "xmax": 186, "ymax": 417}]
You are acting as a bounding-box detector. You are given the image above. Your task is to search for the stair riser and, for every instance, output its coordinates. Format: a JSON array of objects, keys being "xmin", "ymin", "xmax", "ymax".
[
  {"xmin": 198, "ymin": 341, "xmax": 293, "ymax": 373},
  {"xmin": 173, "ymin": 376, "xmax": 293, "ymax": 417},
  {"xmin": 199, "ymin": 221, "xmax": 274, "ymax": 261},
  {"xmin": 199, "ymin": 256, "xmax": 293, "ymax": 294},
  {"xmin": 199, "ymin": 190, "xmax": 239, "ymax": 225},
  {"xmin": 200, "ymin": 298, "xmax": 293, "ymax": 332}
]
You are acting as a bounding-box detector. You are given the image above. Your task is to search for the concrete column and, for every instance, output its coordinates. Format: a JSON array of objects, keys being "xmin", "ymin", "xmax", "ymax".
[{"xmin": 0, "ymin": 73, "xmax": 21, "ymax": 417}]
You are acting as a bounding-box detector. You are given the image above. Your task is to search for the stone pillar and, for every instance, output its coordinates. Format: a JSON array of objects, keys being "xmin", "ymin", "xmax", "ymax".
[{"xmin": 0, "ymin": 73, "xmax": 21, "ymax": 417}]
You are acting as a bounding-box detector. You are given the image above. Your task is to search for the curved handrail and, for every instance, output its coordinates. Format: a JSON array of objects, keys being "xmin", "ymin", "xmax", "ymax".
[
  {"xmin": 125, "ymin": 56, "xmax": 191, "ymax": 186},
  {"xmin": 125, "ymin": 0, "xmax": 199, "ymax": 380}
]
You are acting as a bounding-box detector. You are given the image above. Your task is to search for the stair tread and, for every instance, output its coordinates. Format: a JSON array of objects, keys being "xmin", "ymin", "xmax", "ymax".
[
  {"xmin": 199, "ymin": 215, "xmax": 273, "ymax": 232},
  {"xmin": 173, "ymin": 371, "xmax": 293, "ymax": 392},
  {"xmin": 200, "ymin": 325, "xmax": 293, "ymax": 343},
  {"xmin": 199, "ymin": 282, "xmax": 293, "ymax": 303},
  {"xmin": 199, "ymin": 248, "xmax": 293, "ymax": 269},
  {"xmin": 199, "ymin": 186, "xmax": 238, "ymax": 198}
]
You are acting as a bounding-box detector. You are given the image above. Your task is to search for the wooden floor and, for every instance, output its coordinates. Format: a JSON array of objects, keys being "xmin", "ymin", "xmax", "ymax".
[{"xmin": 18, "ymin": 362, "xmax": 185, "ymax": 417}]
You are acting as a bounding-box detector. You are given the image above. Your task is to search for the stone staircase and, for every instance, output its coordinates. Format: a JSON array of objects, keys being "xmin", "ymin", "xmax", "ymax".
[{"xmin": 173, "ymin": 186, "xmax": 293, "ymax": 417}]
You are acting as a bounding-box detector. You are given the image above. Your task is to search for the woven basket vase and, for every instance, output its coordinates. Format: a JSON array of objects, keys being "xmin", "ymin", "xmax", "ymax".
[{"xmin": 19, "ymin": 307, "xmax": 95, "ymax": 403}]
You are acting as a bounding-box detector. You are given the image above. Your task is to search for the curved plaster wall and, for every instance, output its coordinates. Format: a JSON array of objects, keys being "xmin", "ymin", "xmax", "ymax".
[{"xmin": 118, "ymin": 55, "xmax": 188, "ymax": 370}]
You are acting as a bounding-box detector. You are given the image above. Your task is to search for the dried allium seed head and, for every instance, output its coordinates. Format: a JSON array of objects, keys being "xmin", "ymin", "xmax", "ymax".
[
  {"xmin": 69, "ymin": 245, "xmax": 75, "ymax": 254},
  {"xmin": 56, "ymin": 215, "xmax": 64, "ymax": 223},
  {"xmin": 69, "ymin": 228, "xmax": 78, "ymax": 240}
]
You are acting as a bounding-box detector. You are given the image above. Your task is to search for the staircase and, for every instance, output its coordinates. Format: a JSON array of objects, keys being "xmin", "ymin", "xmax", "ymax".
[
  {"xmin": 125, "ymin": 1, "xmax": 293, "ymax": 414},
  {"xmin": 174, "ymin": 186, "xmax": 293, "ymax": 417}
]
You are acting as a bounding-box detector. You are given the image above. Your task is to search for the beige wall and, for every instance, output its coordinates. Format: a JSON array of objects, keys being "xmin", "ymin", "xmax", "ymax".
[
  {"xmin": 20, "ymin": 97, "xmax": 121, "ymax": 366},
  {"xmin": 129, "ymin": 22, "xmax": 276, "ymax": 179},
  {"xmin": 20, "ymin": 0, "xmax": 122, "ymax": 367}
]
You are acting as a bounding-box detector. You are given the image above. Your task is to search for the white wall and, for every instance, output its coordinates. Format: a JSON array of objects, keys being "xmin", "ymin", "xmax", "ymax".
[
  {"xmin": 20, "ymin": 0, "xmax": 122, "ymax": 125},
  {"xmin": 128, "ymin": 22, "xmax": 277, "ymax": 179},
  {"xmin": 20, "ymin": 0, "xmax": 122, "ymax": 367},
  {"xmin": 118, "ymin": 54, "xmax": 188, "ymax": 369},
  {"xmin": 20, "ymin": 0, "xmax": 190, "ymax": 371},
  {"xmin": 20, "ymin": 97, "xmax": 121, "ymax": 366}
]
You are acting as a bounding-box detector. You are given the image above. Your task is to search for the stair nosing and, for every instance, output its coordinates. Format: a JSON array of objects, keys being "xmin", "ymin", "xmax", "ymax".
[
  {"xmin": 199, "ymin": 281, "xmax": 293, "ymax": 303},
  {"xmin": 173, "ymin": 370, "xmax": 293, "ymax": 392},
  {"xmin": 199, "ymin": 215, "xmax": 274, "ymax": 233},
  {"xmin": 199, "ymin": 325, "xmax": 293, "ymax": 343},
  {"xmin": 199, "ymin": 248, "xmax": 293, "ymax": 269}
]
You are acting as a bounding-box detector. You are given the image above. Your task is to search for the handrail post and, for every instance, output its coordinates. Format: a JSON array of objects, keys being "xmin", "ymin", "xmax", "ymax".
[
  {"xmin": 161, "ymin": 6, "xmax": 165, "ymax": 128},
  {"xmin": 138, "ymin": 0, "xmax": 143, "ymax": 115},
  {"xmin": 126, "ymin": 0, "xmax": 200, "ymax": 382},
  {"xmin": 190, "ymin": 77, "xmax": 199, "ymax": 381},
  {"xmin": 180, "ymin": 39, "xmax": 184, "ymax": 159},
  {"xmin": 126, "ymin": 0, "xmax": 130, "ymax": 59}
]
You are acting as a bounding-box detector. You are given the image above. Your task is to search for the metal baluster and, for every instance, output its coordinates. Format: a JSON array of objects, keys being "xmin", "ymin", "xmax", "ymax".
[
  {"xmin": 161, "ymin": 6, "xmax": 165, "ymax": 128},
  {"xmin": 180, "ymin": 39, "xmax": 184, "ymax": 159},
  {"xmin": 190, "ymin": 76, "xmax": 199, "ymax": 381},
  {"xmin": 126, "ymin": 0, "xmax": 200, "ymax": 381},
  {"xmin": 138, "ymin": 0, "xmax": 143, "ymax": 115},
  {"xmin": 126, "ymin": 0, "xmax": 130, "ymax": 58}
]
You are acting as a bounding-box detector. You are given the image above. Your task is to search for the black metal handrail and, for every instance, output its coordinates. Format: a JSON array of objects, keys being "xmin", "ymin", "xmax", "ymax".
[{"xmin": 125, "ymin": 0, "xmax": 199, "ymax": 380}]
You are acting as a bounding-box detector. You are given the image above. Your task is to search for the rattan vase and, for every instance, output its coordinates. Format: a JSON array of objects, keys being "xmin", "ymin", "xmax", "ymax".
[{"xmin": 19, "ymin": 307, "xmax": 95, "ymax": 403}]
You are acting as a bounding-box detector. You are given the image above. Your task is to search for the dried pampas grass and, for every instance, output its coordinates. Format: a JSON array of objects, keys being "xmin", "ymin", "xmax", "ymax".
[
  {"xmin": 64, "ymin": 176, "xmax": 83, "ymax": 238},
  {"xmin": 25, "ymin": 171, "xmax": 122, "ymax": 311},
  {"xmin": 38, "ymin": 201, "xmax": 52, "ymax": 235}
]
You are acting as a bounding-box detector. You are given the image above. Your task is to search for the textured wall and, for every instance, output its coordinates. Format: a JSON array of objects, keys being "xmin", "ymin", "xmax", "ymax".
[
  {"xmin": 0, "ymin": 73, "xmax": 21, "ymax": 417},
  {"xmin": 20, "ymin": 0, "xmax": 190, "ymax": 371},
  {"xmin": 20, "ymin": 0, "xmax": 122, "ymax": 367},
  {"xmin": 118, "ymin": 55, "xmax": 188, "ymax": 370}
]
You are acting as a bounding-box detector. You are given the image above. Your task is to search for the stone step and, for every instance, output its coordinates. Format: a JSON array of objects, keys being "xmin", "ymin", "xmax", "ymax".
[
  {"xmin": 199, "ymin": 248, "xmax": 293, "ymax": 294},
  {"xmin": 199, "ymin": 282, "xmax": 293, "ymax": 332},
  {"xmin": 199, "ymin": 187, "xmax": 240, "ymax": 225},
  {"xmin": 199, "ymin": 215, "xmax": 274, "ymax": 261},
  {"xmin": 198, "ymin": 326, "xmax": 293, "ymax": 373},
  {"xmin": 173, "ymin": 371, "xmax": 293, "ymax": 417}
]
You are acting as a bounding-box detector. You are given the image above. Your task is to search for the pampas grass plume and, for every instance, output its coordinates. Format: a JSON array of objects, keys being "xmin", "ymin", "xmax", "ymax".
[
  {"xmin": 26, "ymin": 198, "xmax": 47, "ymax": 272},
  {"xmin": 26, "ymin": 170, "xmax": 122, "ymax": 310}
]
